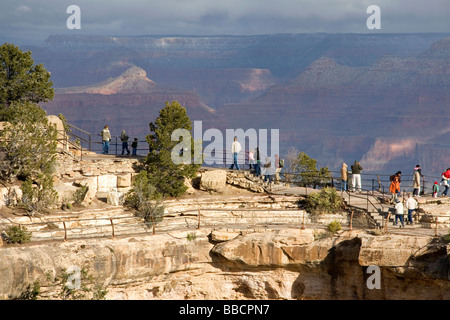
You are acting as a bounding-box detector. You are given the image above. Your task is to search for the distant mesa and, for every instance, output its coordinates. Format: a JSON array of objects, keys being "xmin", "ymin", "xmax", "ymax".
[{"xmin": 56, "ymin": 66, "xmax": 159, "ymax": 95}]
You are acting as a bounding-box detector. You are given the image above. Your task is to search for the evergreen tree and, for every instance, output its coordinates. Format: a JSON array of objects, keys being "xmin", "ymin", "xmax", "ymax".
[
  {"xmin": 0, "ymin": 101, "xmax": 58, "ymax": 213},
  {"xmin": 143, "ymin": 101, "xmax": 201, "ymax": 197},
  {"xmin": 293, "ymin": 151, "xmax": 331, "ymax": 188},
  {"xmin": 0, "ymin": 43, "xmax": 54, "ymax": 120},
  {"xmin": 0, "ymin": 43, "xmax": 57, "ymax": 213}
]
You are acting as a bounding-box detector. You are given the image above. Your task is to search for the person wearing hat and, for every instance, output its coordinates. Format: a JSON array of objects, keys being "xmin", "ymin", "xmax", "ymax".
[
  {"xmin": 394, "ymin": 197, "xmax": 405, "ymax": 228},
  {"xmin": 433, "ymin": 181, "xmax": 439, "ymax": 198}
]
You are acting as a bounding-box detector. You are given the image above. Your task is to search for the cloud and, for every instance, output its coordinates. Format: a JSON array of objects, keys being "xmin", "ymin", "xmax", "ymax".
[
  {"xmin": 0, "ymin": 0, "xmax": 449, "ymax": 45},
  {"xmin": 15, "ymin": 5, "xmax": 32, "ymax": 14}
]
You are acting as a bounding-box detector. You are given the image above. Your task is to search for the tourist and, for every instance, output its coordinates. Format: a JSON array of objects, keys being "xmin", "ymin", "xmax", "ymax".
[
  {"xmin": 131, "ymin": 138, "xmax": 138, "ymax": 156},
  {"xmin": 263, "ymin": 157, "xmax": 274, "ymax": 183},
  {"xmin": 405, "ymin": 193, "xmax": 418, "ymax": 225},
  {"xmin": 432, "ymin": 182, "xmax": 439, "ymax": 198},
  {"xmin": 394, "ymin": 198, "xmax": 405, "ymax": 228},
  {"xmin": 413, "ymin": 165, "xmax": 421, "ymax": 197},
  {"xmin": 255, "ymin": 147, "xmax": 261, "ymax": 177},
  {"xmin": 248, "ymin": 150, "xmax": 255, "ymax": 170},
  {"xmin": 390, "ymin": 171, "xmax": 402, "ymax": 197},
  {"xmin": 340, "ymin": 162, "xmax": 348, "ymax": 191},
  {"xmin": 440, "ymin": 168, "xmax": 450, "ymax": 196},
  {"xmin": 389, "ymin": 174, "xmax": 400, "ymax": 204},
  {"xmin": 276, "ymin": 156, "xmax": 284, "ymax": 183},
  {"xmin": 274, "ymin": 154, "xmax": 282, "ymax": 183},
  {"xmin": 120, "ymin": 130, "xmax": 130, "ymax": 155},
  {"xmin": 351, "ymin": 160, "xmax": 362, "ymax": 192},
  {"xmin": 229, "ymin": 137, "xmax": 241, "ymax": 170},
  {"xmin": 101, "ymin": 125, "xmax": 111, "ymax": 154}
]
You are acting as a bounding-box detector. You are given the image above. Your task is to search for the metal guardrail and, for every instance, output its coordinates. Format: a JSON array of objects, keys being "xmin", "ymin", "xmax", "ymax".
[{"xmin": 1, "ymin": 204, "xmax": 449, "ymax": 243}]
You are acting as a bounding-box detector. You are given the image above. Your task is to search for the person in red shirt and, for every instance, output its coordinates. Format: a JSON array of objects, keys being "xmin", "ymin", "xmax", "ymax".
[{"xmin": 441, "ymin": 168, "xmax": 450, "ymax": 196}]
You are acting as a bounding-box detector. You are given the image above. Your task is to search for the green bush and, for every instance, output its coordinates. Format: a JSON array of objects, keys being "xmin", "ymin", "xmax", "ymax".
[
  {"xmin": 3, "ymin": 225, "xmax": 32, "ymax": 244},
  {"xmin": 327, "ymin": 220, "xmax": 342, "ymax": 234},
  {"xmin": 54, "ymin": 267, "xmax": 108, "ymax": 300},
  {"xmin": 73, "ymin": 184, "xmax": 89, "ymax": 205},
  {"xmin": 441, "ymin": 231, "xmax": 450, "ymax": 244},
  {"xmin": 125, "ymin": 172, "xmax": 165, "ymax": 233},
  {"xmin": 187, "ymin": 232, "xmax": 197, "ymax": 241},
  {"xmin": 16, "ymin": 281, "xmax": 40, "ymax": 300},
  {"xmin": 20, "ymin": 175, "xmax": 57, "ymax": 214},
  {"xmin": 304, "ymin": 187, "xmax": 343, "ymax": 215}
]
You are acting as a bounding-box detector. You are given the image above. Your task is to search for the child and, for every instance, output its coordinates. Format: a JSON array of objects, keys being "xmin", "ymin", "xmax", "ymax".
[
  {"xmin": 131, "ymin": 138, "xmax": 138, "ymax": 156},
  {"xmin": 433, "ymin": 181, "xmax": 439, "ymax": 198}
]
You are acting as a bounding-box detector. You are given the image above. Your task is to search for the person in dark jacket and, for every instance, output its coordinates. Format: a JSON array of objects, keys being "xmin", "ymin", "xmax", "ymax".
[
  {"xmin": 351, "ymin": 160, "xmax": 362, "ymax": 192},
  {"xmin": 255, "ymin": 147, "xmax": 261, "ymax": 177},
  {"xmin": 120, "ymin": 130, "xmax": 130, "ymax": 155}
]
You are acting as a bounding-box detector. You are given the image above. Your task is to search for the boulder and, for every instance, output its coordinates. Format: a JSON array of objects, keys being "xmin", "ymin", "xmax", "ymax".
[
  {"xmin": 117, "ymin": 174, "xmax": 132, "ymax": 188},
  {"xmin": 74, "ymin": 176, "xmax": 98, "ymax": 205},
  {"xmin": 184, "ymin": 177, "xmax": 196, "ymax": 194},
  {"xmin": 107, "ymin": 191, "xmax": 124, "ymax": 206},
  {"xmin": 199, "ymin": 170, "xmax": 227, "ymax": 192},
  {"xmin": 53, "ymin": 178, "xmax": 78, "ymax": 204},
  {"xmin": 210, "ymin": 230, "xmax": 241, "ymax": 242},
  {"xmin": 98, "ymin": 175, "xmax": 118, "ymax": 193}
]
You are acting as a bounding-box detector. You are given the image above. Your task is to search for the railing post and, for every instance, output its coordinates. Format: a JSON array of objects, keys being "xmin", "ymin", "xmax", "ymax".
[
  {"xmin": 384, "ymin": 213, "xmax": 390, "ymax": 233},
  {"xmin": 435, "ymin": 216, "xmax": 438, "ymax": 237},
  {"xmin": 302, "ymin": 210, "xmax": 305, "ymax": 230},
  {"xmin": 422, "ymin": 175, "xmax": 426, "ymax": 195},
  {"xmin": 110, "ymin": 218, "xmax": 115, "ymax": 239},
  {"xmin": 63, "ymin": 221, "xmax": 67, "ymax": 242},
  {"xmin": 367, "ymin": 193, "xmax": 369, "ymax": 212},
  {"xmin": 115, "ymin": 136, "xmax": 118, "ymax": 155},
  {"xmin": 349, "ymin": 210, "xmax": 354, "ymax": 231}
]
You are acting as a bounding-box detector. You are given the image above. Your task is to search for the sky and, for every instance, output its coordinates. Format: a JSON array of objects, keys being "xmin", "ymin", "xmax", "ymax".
[{"xmin": 0, "ymin": 0, "xmax": 449, "ymax": 45}]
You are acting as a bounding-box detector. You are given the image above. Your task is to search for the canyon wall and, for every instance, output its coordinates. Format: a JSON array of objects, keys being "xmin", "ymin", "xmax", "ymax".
[{"xmin": 1, "ymin": 228, "xmax": 449, "ymax": 300}]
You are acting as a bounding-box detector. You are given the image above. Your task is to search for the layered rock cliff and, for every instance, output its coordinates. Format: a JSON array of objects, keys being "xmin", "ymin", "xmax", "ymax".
[{"xmin": 1, "ymin": 228, "xmax": 449, "ymax": 300}]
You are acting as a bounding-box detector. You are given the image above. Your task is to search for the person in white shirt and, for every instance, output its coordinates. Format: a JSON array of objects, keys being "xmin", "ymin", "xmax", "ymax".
[
  {"xmin": 405, "ymin": 193, "xmax": 418, "ymax": 225},
  {"xmin": 394, "ymin": 198, "xmax": 405, "ymax": 228},
  {"xmin": 230, "ymin": 137, "xmax": 241, "ymax": 170}
]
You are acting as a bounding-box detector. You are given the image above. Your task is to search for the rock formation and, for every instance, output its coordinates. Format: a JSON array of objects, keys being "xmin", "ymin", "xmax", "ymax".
[{"xmin": 0, "ymin": 228, "xmax": 448, "ymax": 300}]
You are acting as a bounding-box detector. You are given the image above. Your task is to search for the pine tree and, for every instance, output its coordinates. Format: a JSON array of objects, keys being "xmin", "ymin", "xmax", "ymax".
[
  {"xmin": 0, "ymin": 43, "xmax": 54, "ymax": 120},
  {"xmin": 0, "ymin": 101, "xmax": 58, "ymax": 213},
  {"xmin": 143, "ymin": 101, "xmax": 201, "ymax": 197},
  {"xmin": 0, "ymin": 43, "xmax": 57, "ymax": 213}
]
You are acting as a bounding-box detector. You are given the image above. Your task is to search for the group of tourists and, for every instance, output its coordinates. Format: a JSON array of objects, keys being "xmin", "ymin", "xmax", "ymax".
[
  {"xmin": 229, "ymin": 137, "xmax": 284, "ymax": 184},
  {"xmin": 340, "ymin": 160, "xmax": 363, "ymax": 192},
  {"xmin": 100, "ymin": 125, "xmax": 138, "ymax": 155},
  {"xmin": 340, "ymin": 161, "xmax": 450, "ymax": 228}
]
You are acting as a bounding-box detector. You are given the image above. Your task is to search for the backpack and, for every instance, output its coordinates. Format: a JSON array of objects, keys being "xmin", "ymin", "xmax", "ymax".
[{"xmin": 279, "ymin": 159, "xmax": 284, "ymax": 168}]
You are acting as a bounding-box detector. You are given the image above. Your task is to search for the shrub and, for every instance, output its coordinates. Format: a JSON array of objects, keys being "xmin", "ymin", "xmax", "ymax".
[
  {"xmin": 187, "ymin": 232, "xmax": 197, "ymax": 241},
  {"xmin": 54, "ymin": 267, "xmax": 108, "ymax": 300},
  {"xmin": 3, "ymin": 225, "xmax": 32, "ymax": 244},
  {"xmin": 304, "ymin": 187, "xmax": 343, "ymax": 215},
  {"xmin": 16, "ymin": 281, "xmax": 40, "ymax": 300},
  {"xmin": 327, "ymin": 220, "xmax": 342, "ymax": 234},
  {"xmin": 20, "ymin": 175, "xmax": 57, "ymax": 214},
  {"xmin": 441, "ymin": 231, "xmax": 450, "ymax": 244},
  {"xmin": 124, "ymin": 172, "xmax": 165, "ymax": 234},
  {"xmin": 73, "ymin": 184, "xmax": 89, "ymax": 205}
]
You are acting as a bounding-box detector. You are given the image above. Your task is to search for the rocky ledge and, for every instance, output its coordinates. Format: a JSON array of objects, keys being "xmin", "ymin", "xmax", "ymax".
[{"xmin": 0, "ymin": 228, "xmax": 448, "ymax": 300}]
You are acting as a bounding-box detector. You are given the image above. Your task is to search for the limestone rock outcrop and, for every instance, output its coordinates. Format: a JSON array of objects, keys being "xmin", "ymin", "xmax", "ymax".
[{"xmin": 0, "ymin": 228, "xmax": 448, "ymax": 300}]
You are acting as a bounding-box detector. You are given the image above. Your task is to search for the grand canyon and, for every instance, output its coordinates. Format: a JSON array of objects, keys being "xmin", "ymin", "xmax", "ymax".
[{"xmin": 27, "ymin": 33, "xmax": 450, "ymax": 177}]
